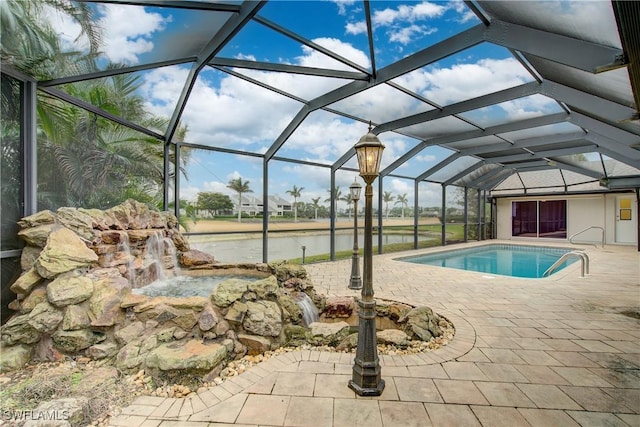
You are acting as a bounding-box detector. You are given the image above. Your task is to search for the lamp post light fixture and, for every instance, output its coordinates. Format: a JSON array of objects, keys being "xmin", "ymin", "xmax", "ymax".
[
  {"xmin": 348, "ymin": 125, "xmax": 385, "ymax": 396},
  {"xmin": 348, "ymin": 179, "xmax": 362, "ymax": 290}
]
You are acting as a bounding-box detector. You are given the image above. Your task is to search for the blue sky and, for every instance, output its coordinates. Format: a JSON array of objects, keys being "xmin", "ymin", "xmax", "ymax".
[{"xmin": 48, "ymin": 0, "xmax": 587, "ymax": 209}]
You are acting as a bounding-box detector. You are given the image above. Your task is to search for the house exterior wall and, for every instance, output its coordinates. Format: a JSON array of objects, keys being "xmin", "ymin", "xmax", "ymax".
[{"xmin": 495, "ymin": 192, "xmax": 637, "ymax": 246}]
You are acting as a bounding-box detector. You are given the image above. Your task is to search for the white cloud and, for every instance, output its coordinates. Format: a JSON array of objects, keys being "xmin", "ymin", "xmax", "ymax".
[
  {"xmin": 202, "ymin": 181, "xmax": 230, "ymax": 195},
  {"xmin": 389, "ymin": 25, "xmax": 437, "ymax": 45},
  {"xmin": 373, "ymin": 2, "xmax": 446, "ymax": 26},
  {"xmin": 450, "ymin": 0, "xmax": 478, "ymax": 23},
  {"xmin": 416, "ymin": 154, "xmax": 437, "ymax": 162},
  {"xmin": 376, "ymin": 133, "xmax": 414, "ymax": 171},
  {"xmin": 96, "ymin": 4, "xmax": 170, "ymax": 64},
  {"xmin": 345, "ymin": 21, "xmax": 367, "ymax": 36},
  {"xmin": 140, "ymin": 65, "xmax": 302, "ymax": 147},
  {"xmin": 298, "ymin": 37, "xmax": 370, "ymax": 70},
  {"xmin": 397, "ymin": 58, "xmax": 532, "ymax": 106},
  {"xmin": 180, "ymin": 185, "xmax": 200, "ymax": 202},
  {"xmin": 199, "ymin": 173, "xmax": 259, "ymax": 199},
  {"xmin": 388, "ymin": 178, "xmax": 412, "ymax": 196},
  {"xmin": 277, "ymin": 165, "xmax": 331, "ymax": 202},
  {"xmin": 283, "ymin": 114, "xmax": 366, "ymax": 162},
  {"xmin": 330, "ymin": 0, "xmax": 357, "ymax": 16},
  {"xmin": 329, "ymin": 84, "xmax": 432, "ymax": 128},
  {"xmin": 411, "ymin": 2, "xmax": 449, "ymax": 20},
  {"xmin": 418, "ymin": 183, "xmax": 442, "ymax": 207},
  {"xmin": 141, "ymin": 66, "xmax": 187, "ymax": 114},
  {"xmin": 227, "ymin": 171, "xmax": 242, "ymax": 181},
  {"xmin": 500, "ymin": 94, "xmax": 558, "ymax": 120},
  {"xmin": 45, "ymin": 6, "xmax": 90, "ymax": 52},
  {"xmin": 347, "ymin": 1, "xmax": 446, "ymax": 44}
]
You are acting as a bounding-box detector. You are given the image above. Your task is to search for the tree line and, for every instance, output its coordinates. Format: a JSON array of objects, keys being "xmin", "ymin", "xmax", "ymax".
[{"xmin": 192, "ymin": 179, "xmax": 454, "ymax": 223}]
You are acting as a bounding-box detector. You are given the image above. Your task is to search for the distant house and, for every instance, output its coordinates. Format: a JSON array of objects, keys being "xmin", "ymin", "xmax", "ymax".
[
  {"xmin": 422, "ymin": 209, "xmax": 440, "ymax": 217},
  {"xmin": 235, "ymin": 195, "xmax": 293, "ymax": 217},
  {"xmin": 268, "ymin": 195, "xmax": 293, "ymax": 217}
]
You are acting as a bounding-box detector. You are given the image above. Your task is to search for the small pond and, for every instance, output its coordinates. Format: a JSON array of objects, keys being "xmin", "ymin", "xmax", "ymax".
[{"xmin": 132, "ymin": 274, "xmax": 262, "ymax": 297}]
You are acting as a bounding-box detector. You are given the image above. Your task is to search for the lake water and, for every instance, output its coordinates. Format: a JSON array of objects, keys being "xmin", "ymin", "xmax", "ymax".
[{"xmin": 189, "ymin": 232, "xmax": 434, "ymax": 263}]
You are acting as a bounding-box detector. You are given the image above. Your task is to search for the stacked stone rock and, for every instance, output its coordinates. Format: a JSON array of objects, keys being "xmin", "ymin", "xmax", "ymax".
[{"xmin": 1, "ymin": 200, "xmax": 192, "ymax": 370}]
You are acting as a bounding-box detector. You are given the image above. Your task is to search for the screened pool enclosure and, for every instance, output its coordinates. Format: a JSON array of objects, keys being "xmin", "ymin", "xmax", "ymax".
[{"xmin": 2, "ymin": 1, "xmax": 640, "ymax": 317}]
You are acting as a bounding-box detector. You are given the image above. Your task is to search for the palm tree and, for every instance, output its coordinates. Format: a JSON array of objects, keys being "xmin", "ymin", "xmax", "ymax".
[
  {"xmin": 383, "ymin": 191, "xmax": 395, "ymax": 219},
  {"xmin": 311, "ymin": 197, "xmax": 322, "ymax": 220},
  {"xmin": 286, "ymin": 185, "xmax": 304, "ymax": 222},
  {"xmin": 325, "ymin": 186, "xmax": 342, "ymax": 220},
  {"xmin": 395, "ymin": 193, "xmax": 409, "ymax": 219},
  {"xmin": 2, "ymin": 1, "xmax": 191, "ymax": 210},
  {"xmin": 36, "ymin": 72, "xmax": 189, "ymax": 210},
  {"xmin": 1, "ymin": 0, "xmax": 101, "ymax": 77},
  {"xmin": 227, "ymin": 178, "xmax": 253, "ymax": 222},
  {"xmin": 341, "ymin": 194, "xmax": 354, "ymax": 219}
]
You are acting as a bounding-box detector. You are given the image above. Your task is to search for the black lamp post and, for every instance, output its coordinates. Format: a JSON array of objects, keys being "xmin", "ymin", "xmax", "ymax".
[
  {"xmin": 348, "ymin": 179, "xmax": 362, "ymax": 290},
  {"xmin": 348, "ymin": 125, "xmax": 385, "ymax": 396}
]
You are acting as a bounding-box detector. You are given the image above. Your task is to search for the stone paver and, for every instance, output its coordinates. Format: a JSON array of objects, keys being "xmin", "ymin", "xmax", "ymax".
[
  {"xmin": 272, "ymin": 371, "xmax": 316, "ymax": 396},
  {"xmin": 441, "ymin": 361, "xmax": 489, "ymax": 380},
  {"xmin": 518, "ymin": 408, "xmax": 581, "ymax": 426},
  {"xmin": 378, "ymin": 401, "xmax": 430, "ymax": 427},
  {"xmin": 474, "ymin": 381, "xmax": 536, "ymax": 407},
  {"xmin": 424, "ymin": 403, "xmax": 481, "ymax": 427},
  {"xmin": 235, "ymin": 394, "xmax": 290, "ymax": 425},
  {"xmin": 107, "ymin": 242, "xmax": 639, "ymax": 427},
  {"xmin": 566, "ymin": 411, "xmax": 631, "ymax": 427},
  {"xmin": 471, "ymin": 406, "xmax": 531, "ymax": 427},
  {"xmin": 433, "ymin": 379, "xmax": 489, "ymax": 405},
  {"xmin": 475, "ymin": 362, "xmax": 529, "ymax": 382},
  {"xmin": 515, "ymin": 383, "xmax": 583, "ymax": 410},
  {"xmin": 284, "ymin": 396, "xmax": 334, "ymax": 427},
  {"xmin": 394, "ymin": 377, "xmax": 443, "ymax": 403},
  {"xmin": 334, "ymin": 399, "xmax": 383, "ymax": 427},
  {"xmin": 514, "ymin": 364, "xmax": 572, "ymax": 385}
]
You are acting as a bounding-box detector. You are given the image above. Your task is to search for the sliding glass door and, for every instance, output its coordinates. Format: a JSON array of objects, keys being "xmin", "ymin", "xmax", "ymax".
[{"xmin": 512, "ymin": 200, "xmax": 566, "ymax": 238}]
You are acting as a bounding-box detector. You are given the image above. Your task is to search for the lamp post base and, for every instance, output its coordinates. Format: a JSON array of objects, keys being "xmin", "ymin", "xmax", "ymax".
[
  {"xmin": 348, "ymin": 277, "xmax": 362, "ymax": 290},
  {"xmin": 349, "ymin": 299, "xmax": 384, "ymax": 396},
  {"xmin": 348, "ymin": 378, "xmax": 385, "ymax": 396}
]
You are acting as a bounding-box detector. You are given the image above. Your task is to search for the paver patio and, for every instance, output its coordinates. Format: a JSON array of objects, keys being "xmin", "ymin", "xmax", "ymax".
[{"xmin": 109, "ymin": 240, "xmax": 639, "ymax": 426}]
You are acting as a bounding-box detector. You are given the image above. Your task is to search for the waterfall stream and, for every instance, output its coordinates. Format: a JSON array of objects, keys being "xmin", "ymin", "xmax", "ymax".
[
  {"xmin": 145, "ymin": 231, "xmax": 179, "ymax": 281},
  {"xmin": 293, "ymin": 292, "xmax": 319, "ymax": 327},
  {"xmin": 118, "ymin": 231, "xmax": 180, "ymax": 288}
]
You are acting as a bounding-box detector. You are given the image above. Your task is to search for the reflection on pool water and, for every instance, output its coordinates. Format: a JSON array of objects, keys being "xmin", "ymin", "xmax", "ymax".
[
  {"xmin": 397, "ymin": 244, "xmax": 578, "ymax": 279},
  {"xmin": 132, "ymin": 274, "xmax": 261, "ymax": 297}
]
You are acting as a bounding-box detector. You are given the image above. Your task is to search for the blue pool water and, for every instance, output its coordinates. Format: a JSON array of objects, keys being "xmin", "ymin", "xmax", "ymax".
[{"xmin": 398, "ymin": 244, "xmax": 577, "ymax": 278}]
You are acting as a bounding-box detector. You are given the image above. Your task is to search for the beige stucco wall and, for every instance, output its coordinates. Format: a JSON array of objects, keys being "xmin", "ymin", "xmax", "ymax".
[{"xmin": 495, "ymin": 192, "xmax": 637, "ymax": 245}]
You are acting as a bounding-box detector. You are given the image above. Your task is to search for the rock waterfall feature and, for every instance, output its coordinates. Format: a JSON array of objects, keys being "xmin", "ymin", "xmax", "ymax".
[
  {"xmin": 1, "ymin": 199, "xmax": 451, "ymax": 383},
  {"xmin": 0, "ymin": 200, "xmax": 322, "ymax": 374}
]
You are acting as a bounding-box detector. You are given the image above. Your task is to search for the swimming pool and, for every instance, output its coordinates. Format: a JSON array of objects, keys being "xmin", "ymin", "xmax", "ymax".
[{"xmin": 397, "ymin": 244, "xmax": 578, "ymax": 278}]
